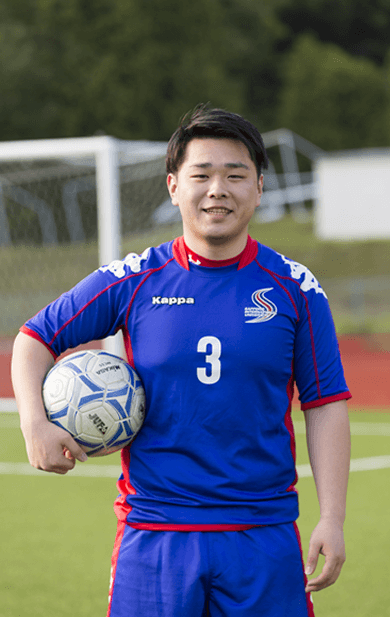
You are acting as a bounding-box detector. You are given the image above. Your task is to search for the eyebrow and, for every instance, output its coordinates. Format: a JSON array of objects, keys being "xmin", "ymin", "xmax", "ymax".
[{"xmin": 190, "ymin": 162, "xmax": 250, "ymax": 171}]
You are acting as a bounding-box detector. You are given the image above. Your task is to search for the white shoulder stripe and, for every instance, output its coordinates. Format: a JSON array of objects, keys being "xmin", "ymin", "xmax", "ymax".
[
  {"xmin": 280, "ymin": 254, "xmax": 327, "ymax": 298},
  {"xmin": 99, "ymin": 247, "xmax": 151, "ymax": 278}
]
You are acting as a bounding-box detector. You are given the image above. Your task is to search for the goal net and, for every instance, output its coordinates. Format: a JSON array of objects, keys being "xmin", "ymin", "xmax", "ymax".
[{"xmin": 0, "ymin": 136, "xmax": 172, "ymax": 355}]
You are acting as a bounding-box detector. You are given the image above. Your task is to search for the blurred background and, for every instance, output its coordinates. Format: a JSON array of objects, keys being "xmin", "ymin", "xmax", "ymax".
[{"xmin": 0, "ymin": 0, "xmax": 389, "ymax": 146}]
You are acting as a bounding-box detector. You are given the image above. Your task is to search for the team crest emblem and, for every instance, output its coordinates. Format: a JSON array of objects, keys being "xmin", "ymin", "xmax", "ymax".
[{"xmin": 245, "ymin": 288, "xmax": 278, "ymax": 323}]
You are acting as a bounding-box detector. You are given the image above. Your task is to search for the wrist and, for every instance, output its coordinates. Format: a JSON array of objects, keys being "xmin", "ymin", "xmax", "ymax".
[
  {"xmin": 319, "ymin": 512, "xmax": 346, "ymax": 527},
  {"xmin": 19, "ymin": 404, "xmax": 50, "ymax": 434}
]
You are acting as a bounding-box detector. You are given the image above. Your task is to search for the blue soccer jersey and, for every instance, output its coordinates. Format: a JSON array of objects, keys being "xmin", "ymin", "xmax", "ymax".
[{"xmin": 22, "ymin": 236, "xmax": 351, "ymax": 529}]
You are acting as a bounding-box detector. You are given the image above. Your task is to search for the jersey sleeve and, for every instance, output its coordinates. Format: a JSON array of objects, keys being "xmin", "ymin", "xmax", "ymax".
[
  {"xmin": 21, "ymin": 267, "xmax": 132, "ymax": 358},
  {"xmin": 293, "ymin": 278, "xmax": 351, "ymax": 411}
]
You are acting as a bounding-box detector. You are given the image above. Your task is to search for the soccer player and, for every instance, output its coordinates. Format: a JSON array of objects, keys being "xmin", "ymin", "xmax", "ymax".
[{"xmin": 12, "ymin": 105, "xmax": 351, "ymax": 617}]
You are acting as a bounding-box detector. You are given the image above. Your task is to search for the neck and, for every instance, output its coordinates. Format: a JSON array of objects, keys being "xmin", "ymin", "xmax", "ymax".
[{"xmin": 182, "ymin": 233, "xmax": 249, "ymax": 261}]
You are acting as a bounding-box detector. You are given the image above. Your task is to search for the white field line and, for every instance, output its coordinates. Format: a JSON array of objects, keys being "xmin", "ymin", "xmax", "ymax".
[
  {"xmin": 1, "ymin": 456, "xmax": 390, "ymax": 478},
  {"xmin": 0, "ymin": 462, "xmax": 121, "ymax": 478},
  {"xmin": 2, "ymin": 410, "xmax": 390, "ymax": 436},
  {"xmin": 1, "ymin": 404, "xmax": 390, "ymax": 478},
  {"xmin": 0, "ymin": 399, "xmax": 18, "ymax": 412},
  {"xmin": 297, "ymin": 456, "xmax": 390, "ymax": 478},
  {"xmin": 293, "ymin": 420, "xmax": 390, "ymax": 437}
]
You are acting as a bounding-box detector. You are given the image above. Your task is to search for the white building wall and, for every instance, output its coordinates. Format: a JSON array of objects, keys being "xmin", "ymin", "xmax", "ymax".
[{"xmin": 315, "ymin": 149, "xmax": 390, "ymax": 240}]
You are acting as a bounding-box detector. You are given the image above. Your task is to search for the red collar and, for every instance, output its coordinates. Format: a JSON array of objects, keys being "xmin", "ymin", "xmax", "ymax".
[{"xmin": 172, "ymin": 236, "xmax": 258, "ymax": 271}]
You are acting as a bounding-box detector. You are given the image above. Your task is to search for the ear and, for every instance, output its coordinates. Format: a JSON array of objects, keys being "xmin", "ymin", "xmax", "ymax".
[
  {"xmin": 167, "ymin": 173, "xmax": 180, "ymax": 206},
  {"xmin": 256, "ymin": 174, "xmax": 264, "ymax": 207}
]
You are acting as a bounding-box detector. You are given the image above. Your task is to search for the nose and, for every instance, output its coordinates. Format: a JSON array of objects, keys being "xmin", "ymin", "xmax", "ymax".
[{"xmin": 207, "ymin": 175, "xmax": 229, "ymax": 199}]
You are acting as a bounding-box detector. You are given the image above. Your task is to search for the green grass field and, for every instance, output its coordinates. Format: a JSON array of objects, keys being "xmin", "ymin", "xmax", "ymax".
[{"xmin": 1, "ymin": 408, "xmax": 390, "ymax": 616}]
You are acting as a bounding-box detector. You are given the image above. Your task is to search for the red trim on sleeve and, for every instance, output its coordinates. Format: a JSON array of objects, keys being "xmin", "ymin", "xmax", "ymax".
[
  {"xmin": 19, "ymin": 326, "xmax": 57, "ymax": 360},
  {"xmin": 128, "ymin": 523, "xmax": 261, "ymax": 531},
  {"xmin": 301, "ymin": 391, "xmax": 352, "ymax": 411}
]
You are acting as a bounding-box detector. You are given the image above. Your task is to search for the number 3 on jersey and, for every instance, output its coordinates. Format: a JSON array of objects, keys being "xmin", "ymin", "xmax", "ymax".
[{"xmin": 197, "ymin": 336, "xmax": 221, "ymax": 384}]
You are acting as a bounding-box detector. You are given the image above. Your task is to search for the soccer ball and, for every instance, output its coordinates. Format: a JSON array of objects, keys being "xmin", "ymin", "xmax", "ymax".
[{"xmin": 42, "ymin": 350, "xmax": 145, "ymax": 457}]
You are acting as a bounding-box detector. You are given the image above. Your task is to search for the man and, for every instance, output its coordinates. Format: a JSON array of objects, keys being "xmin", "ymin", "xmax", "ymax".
[{"xmin": 12, "ymin": 105, "xmax": 351, "ymax": 617}]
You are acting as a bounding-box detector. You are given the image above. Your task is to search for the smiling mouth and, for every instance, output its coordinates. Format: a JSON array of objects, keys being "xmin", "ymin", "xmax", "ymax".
[{"xmin": 203, "ymin": 207, "xmax": 232, "ymax": 214}]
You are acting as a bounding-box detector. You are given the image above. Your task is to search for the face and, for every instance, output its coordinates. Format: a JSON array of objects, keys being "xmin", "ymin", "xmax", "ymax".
[{"xmin": 167, "ymin": 138, "xmax": 263, "ymax": 258}]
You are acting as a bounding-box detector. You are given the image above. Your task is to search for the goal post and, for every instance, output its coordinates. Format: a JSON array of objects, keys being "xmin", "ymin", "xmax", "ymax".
[
  {"xmin": 0, "ymin": 134, "xmax": 168, "ymax": 260},
  {"xmin": 0, "ymin": 135, "xmax": 168, "ymax": 356}
]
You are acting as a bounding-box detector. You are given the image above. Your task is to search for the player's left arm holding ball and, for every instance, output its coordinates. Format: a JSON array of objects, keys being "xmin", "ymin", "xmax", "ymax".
[
  {"xmin": 303, "ymin": 399, "xmax": 350, "ymax": 593},
  {"xmin": 12, "ymin": 332, "xmax": 89, "ymax": 474}
]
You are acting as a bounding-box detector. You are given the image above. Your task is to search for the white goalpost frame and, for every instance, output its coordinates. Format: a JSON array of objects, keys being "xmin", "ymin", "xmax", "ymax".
[{"xmin": 0, "ymin": 135, "xmax": 130, "ymax": 357}]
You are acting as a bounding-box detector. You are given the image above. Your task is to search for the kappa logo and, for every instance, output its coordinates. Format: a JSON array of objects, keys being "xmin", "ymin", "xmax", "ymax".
[
  {"xmin": 152, "ymin": 296, "xmax": 195, "ymax": 306},
  {"xmin": 245, "ymin": 288, "xmax": 278, "ymax": 323}
]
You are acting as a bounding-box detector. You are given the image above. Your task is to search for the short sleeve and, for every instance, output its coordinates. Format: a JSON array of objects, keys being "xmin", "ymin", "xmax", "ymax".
[
  {"xmin": 21, "ymin": 268, "xmax": 130, "ymax": 358},
  {"xmin": 293, "ymin": 284, "xmax": 351, "ymax": 410}
]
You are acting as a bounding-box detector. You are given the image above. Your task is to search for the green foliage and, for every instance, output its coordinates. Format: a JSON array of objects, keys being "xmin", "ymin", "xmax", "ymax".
[
  {"xmin": 1, "ymin": 1, "xmax": 390, "ymax": 145},
  {"xmin": 42, "ymin": 0, "xmax": 249, "ymax": 139},
  {"xmin": 0, "ymin": 0, "xmax": 275, "ymax": 141},
  {"xmin": 385, "ymin": 48, "xmax": 390, "ymax": 140},
  {"xmin": 216, "ymin": 0, "xmax": 288, "ymax": 131},
  {"xmin": 278, "ymin": 0, "xmax": 390, "ymax": 65},
  {"xmin": 0, "ymin": 22, "xmax": 50, "ymax": 140},
  {"xmin": 277, "ymin": 34, "xmax": 390, "ymax": 150}
]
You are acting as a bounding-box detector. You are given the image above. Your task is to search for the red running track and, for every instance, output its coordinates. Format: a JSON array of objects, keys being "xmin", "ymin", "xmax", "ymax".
[{"xmin": 1, "ymin": 335, "xmax": 389, "ymax": 409}]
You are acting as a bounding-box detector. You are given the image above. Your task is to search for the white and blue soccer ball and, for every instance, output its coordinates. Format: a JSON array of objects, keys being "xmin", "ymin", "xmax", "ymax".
[{"xmin": 42, "ymin": 350, "xmax": 145, "ymax": 457}]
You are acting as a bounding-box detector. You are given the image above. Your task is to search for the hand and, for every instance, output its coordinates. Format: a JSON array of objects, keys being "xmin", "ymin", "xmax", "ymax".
[
  {"xmin": 304, "ymin": 518, "xmax": 346, "ymax": 593},
  {"xmin": 22, "ymin": 418, "xmax": 88, "ymax": 475}
]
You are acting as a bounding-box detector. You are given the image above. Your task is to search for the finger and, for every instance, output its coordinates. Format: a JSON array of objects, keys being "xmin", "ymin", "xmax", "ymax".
[
  {"xmin": 31, "ymin": 444, "xmax": 81, "ymax": 474},
  {"xmin": 47, "ymin": 463, "xmax": 74, "ymax": 475},
  {"xmin": 305, "ymin": 558, "xmax": 343, "ymax": 592},
  {"xmin": 305, "ymin": 540, "xmax": 321, "ymax": 577},
  {"xmin": 34, "ymin": 457, "xmax": 76, "ymax": 475},
  {"xmin": 62, "ymin": 436, "xmax": 88, "ymax": 463}
]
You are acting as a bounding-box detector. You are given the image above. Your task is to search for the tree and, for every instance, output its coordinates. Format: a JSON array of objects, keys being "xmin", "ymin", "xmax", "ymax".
[
  {"xmin": 277, "ymin": 34, "xmax": 389, "ymax": 150},
  {"xmin": 0, "ymin": 0, "xmax": 288, "ymax": 141},
  {"xmin": 277, "ymin": 0, "xmax": 390, "ymax": 66}
]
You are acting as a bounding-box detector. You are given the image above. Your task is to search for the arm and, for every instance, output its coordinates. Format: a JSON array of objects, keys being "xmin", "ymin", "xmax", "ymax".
[
  {"xmin": 11, "ymin": 332, "xmax": 88, "ymax": 474},
  {"xmin": 303, "ymin": 399, "xmax": 350, "ymax": 592}
]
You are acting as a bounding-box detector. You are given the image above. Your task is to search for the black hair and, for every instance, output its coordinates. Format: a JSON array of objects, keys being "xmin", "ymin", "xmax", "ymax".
[{"xmin": 166, "ymin": 104, "xmax": 269, "ymax": 178}]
